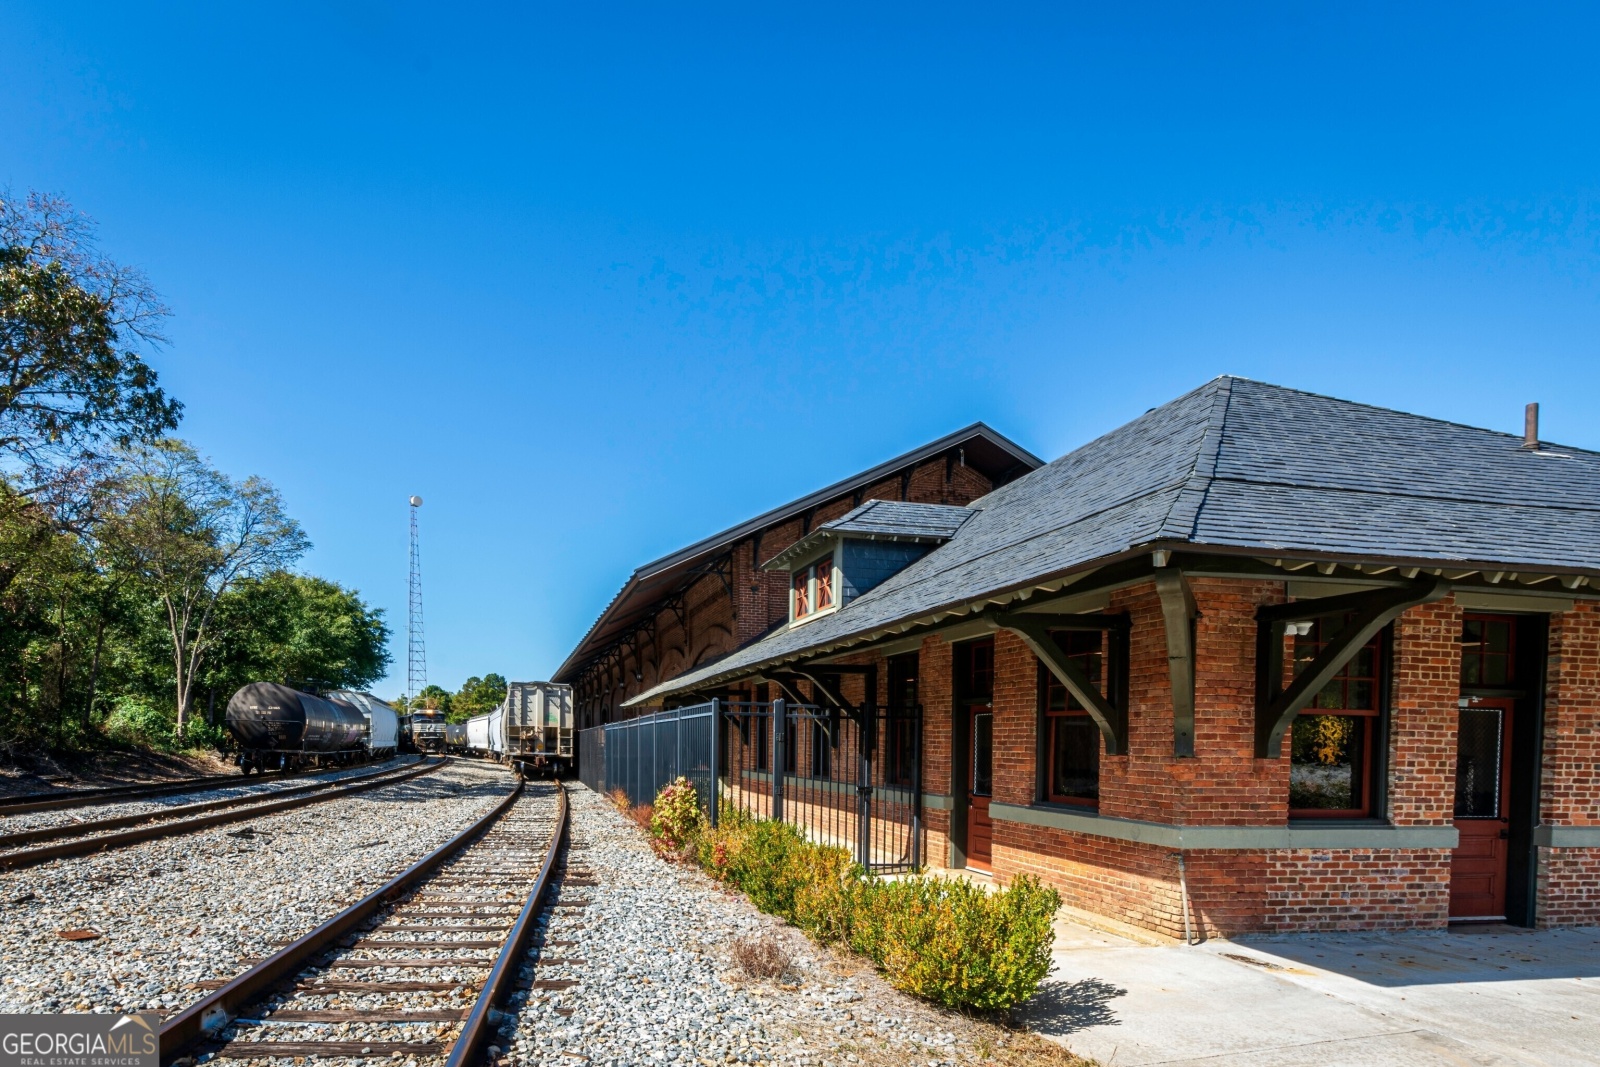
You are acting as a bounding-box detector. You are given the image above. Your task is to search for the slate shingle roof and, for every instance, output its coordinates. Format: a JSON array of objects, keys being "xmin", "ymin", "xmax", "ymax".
[
  {"xmin": 627, "ymin": 377, "xmax": 1600, "ymax": 703},
  {"xmin": 761, "ymin": 501, "xmax": 975, "ymax": 570}
]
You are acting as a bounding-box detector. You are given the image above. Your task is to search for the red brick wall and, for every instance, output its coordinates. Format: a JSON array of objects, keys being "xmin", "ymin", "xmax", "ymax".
[
  {"xmin": 1388, "ymin": 598, "xmax": 1463, "ymax": 826},
  {"xmin": 1538, "ymin": 599, "xmax": 1600, "ymax": 926},
  {"xmin": 1538, "ymin": 848, "xmax": 1600, "ymax": 926},
  {"xmin": 983, "ymin": 580, "xmax": 1481, "ymax": 937},
  {"xmin": 1262, "ymin": 849, "xmax": 1452, "ymax": 932}
]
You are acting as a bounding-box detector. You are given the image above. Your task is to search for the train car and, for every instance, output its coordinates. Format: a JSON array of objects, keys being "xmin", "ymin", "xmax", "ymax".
[
  {"xmin": 505, "ymin": 682, "xmax": 574, "ymax": 776},
  {"xmin": 327, "ymin": 690, "xmax": 399, "ymax": 759},
  {"xmin": 408, "ymin": 708, "xmax": 447, "ymax": 752},
  {"xmin": 444, "ymin": 721, "xmax": 467, "ymax": 751},
  {"xmin": 464, "ymin": 708, "xmax": 495, "ymax": 754},
  {"xmin": 225, "ymin": 682, "xmax": 367, "ymax": 773}
]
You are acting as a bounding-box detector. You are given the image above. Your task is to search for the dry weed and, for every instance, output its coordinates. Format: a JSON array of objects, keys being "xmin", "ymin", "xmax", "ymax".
[{"xmin": 730, "ymin": 933, "xmax": 792, "ymax": 981}]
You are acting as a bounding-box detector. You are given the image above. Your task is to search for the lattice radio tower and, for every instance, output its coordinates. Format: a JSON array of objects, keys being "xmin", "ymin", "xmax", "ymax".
[{"xmin": 407, "ymin": 495, "xmax": 427, "ymax": 702}]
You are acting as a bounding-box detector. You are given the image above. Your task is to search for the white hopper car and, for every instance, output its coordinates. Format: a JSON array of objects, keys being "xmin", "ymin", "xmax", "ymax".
[{"xmin": 459, "ymin": 681, "xmax": 574, "ymax": 776}]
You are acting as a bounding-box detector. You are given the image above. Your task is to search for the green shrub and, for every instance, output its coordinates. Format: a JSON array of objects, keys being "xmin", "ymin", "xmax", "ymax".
[
  {"xmin": 850, "ymin": 873, "xmax": 1061, "ymax": 1012},
  {"xmin": 679, "ymin": 804, "xmax": 1061, "ymax": 1012},
  {"xmin": 103, "ymin": 697, "xmax": 175, "ymax": 747},
  {"xmin": 789, "ymin": 842, "xmax": 861, "ymax": 945},
  {"xmin": 649, "ymin": 777, "xmax": 706, "ymax": 849}
]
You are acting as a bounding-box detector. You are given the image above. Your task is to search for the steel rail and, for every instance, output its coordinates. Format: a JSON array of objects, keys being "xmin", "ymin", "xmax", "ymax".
[
  {"xmin": 0, "ymin": 772, "xmax": 267, "ymax": 816},
  {"xmin": 159, "ymin": 774, "xmax": 531, "ymax": 1065},
  {"xmin": 0, "ymin": 759, "xmax": 431, "ymax": 850},
  {"xmin": 0, "ymin": 759, "xmax": 444, "ymax": 872},
  {"xmin": 445, "ymin": 782, "xmax": 570, "ymax": 1067}
]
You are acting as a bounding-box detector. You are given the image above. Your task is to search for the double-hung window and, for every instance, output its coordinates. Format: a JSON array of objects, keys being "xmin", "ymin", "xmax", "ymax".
[
  {"xmin": 1041, "ymin": 630, "xmax": 1105, "ymax": 806},
  {"xmin": 1288, "ymin": 616, "xmax": 1385, "ymax": 817}
]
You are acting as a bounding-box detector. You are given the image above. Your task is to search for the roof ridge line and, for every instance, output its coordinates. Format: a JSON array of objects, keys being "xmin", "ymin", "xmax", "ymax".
[{"xmin": 1156, "ymin": 377, "xmax": 1234, "ymax": 542}]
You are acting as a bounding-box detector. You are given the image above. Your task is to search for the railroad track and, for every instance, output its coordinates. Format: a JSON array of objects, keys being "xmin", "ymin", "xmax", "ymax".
[
  {"xmin": 0, "ymin": 770, "xmax": 289, "ymax": 817},
  {"xmin": 160, "ymin": 777, "xmax": 572, "ymax": 1067},
  {"xmin": 0, "ymin": 759, "xmax": 445, "ymax": 871}
]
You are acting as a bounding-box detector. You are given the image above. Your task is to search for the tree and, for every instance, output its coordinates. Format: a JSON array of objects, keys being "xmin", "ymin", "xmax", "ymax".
[
  {"xmin": 204, "ymin": 571, "xmax": 392, "ymax": 699},
  {"xmin": 450, "ymin": 673, "xmax": 507, "ymax": 722},
  {"xmin": 0, "ymin": 192, "xmax": 180, "ymax": 486},
  {"xmin": 415, "ymin": 685, "xmax": 452, "ymax": 714},
  {"xmin": 103, "ymin": 440, "xmax": 308, "ymax": 737}
]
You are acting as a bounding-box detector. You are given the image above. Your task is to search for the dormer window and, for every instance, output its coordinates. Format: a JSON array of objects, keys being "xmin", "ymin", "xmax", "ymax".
[
  {"xmin": 764, "ymin": 500, "xmax": 976, "ymax": 622},
  {"xmin": 792, "ymin": 555, "xmax": 835, "ymax": 622}
]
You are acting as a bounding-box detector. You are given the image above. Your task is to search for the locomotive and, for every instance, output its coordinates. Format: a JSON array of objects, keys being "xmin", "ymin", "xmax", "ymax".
[
  {"xmin": 224, "ymin": 682, "xmax": 399, "ymax": 774},
  {"xmin": 407, "ymin": 707, "xmax": 448, "ymax": 752}
]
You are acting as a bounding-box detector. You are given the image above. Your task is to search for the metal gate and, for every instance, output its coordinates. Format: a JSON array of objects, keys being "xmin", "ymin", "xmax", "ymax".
[
  {"xmin": 719, "ymin": 699, "xmax": 922, "ymax": 872},
  {"xmin": 579, "ymin": 698, "xmax": 922, "ymax": 873}
]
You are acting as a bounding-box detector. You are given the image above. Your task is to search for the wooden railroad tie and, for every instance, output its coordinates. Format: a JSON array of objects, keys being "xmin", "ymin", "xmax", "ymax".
[
  {"xmin": 328, "ymin": 957, "xmax": 493, "ymax": 968},
  {"xmin": 215, "ymin": 1041, "xmax": 443, "ymax": 1058},
  {"xmin": 263, "ymin": 1009, "xmax": 467, "ymax": 1023}
]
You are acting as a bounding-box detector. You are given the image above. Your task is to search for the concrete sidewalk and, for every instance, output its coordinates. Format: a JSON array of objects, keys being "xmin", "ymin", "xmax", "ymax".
[{"xmin": 1021, "ymin": 919, "xmax": 1600, "ymax": 1066}]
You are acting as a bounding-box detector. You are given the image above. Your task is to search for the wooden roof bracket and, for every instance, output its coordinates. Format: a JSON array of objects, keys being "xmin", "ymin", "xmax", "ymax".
[
  {"xmin": 1154, "ymin": 569, "xmax": 1199, "ymax": 758},
  {"xmin": 1254, "ymin": 577, "xmax": 1448, "ymax": 758},
  {"xmin": 991, "ymin": 612, "xmax": 1128, "ymax": 756},
  {"xmin": 760, "ymin": 672, "xmax": 811, "ymax": 709}
]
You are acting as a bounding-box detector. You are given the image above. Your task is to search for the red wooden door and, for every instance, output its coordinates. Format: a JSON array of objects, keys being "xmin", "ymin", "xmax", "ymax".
[
  {"xmin": 1450, "ymin": 698, "xmax": 1513, "ymax": 919},
  {"xmin": 967, "ymin": 708, "xmax": 994, "ymax": 871}
]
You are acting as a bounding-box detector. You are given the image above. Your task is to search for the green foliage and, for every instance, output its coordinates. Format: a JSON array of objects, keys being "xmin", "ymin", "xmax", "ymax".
[
  {"xmin": 685, "ymin": 809, "xmax": 1060, "ymax": 1012},
  {"xmin": 848, "ymin": 873, "xmax": 1060, "ymax": 1011},
  {"xmin": 415, "ymin": 684, "xmax": 452, "ymax": 715},
  {"xmin": 208, "ymin": 571, "xmax": 391, "ymax": 693},
  {"xmin": 0, "ymin": 192, "xmax": 384, "ymax": 759},
  {"xmin": 102, "ymin": 695, "xmax": 176, "ymax": 748},
  {"xmin": 448, "ymin": 673, "xmax": 506, "ymax": 723},
  {"xmin": 649, "ymin": 777, "xmax": 707, "ymax": 850},
  {"xmin": 0, "ymin": 191, "xmax": 180, "ymax": 467}
]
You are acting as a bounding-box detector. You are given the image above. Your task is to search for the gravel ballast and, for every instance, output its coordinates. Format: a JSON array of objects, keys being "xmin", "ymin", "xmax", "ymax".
[
  {"xmin": 0, "ymin": 759, "xmax": 518, "ymax": 1016},
  {"xmin": 503, "ymin": 785, "xmax": 1089, "ymax": 1067},
  {"xmin": 0, "ymin": 755, "xmax": 422, "ymax": 835}
]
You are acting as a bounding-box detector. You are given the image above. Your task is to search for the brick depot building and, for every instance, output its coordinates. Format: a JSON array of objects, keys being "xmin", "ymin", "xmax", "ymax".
[{"xmin": 555, "ymin": 378, "xmax": 1600, "ymax": 936}]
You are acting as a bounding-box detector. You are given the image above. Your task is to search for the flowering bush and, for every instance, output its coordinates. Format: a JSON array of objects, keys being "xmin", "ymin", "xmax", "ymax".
[{"xmin": 649, "ymin": 776, "xmax": 706, "ymax": 850}]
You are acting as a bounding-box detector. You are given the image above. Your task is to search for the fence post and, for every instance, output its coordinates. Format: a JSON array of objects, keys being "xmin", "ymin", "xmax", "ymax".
[
  {"xmin": 771, "ymin": 698, "xmax": 786, "ymax": 824},
  {"xmin": 858, "ymin": 701, "xmax": 875, "ymax": 868},
  {"xmin": 709, "ymin": 699, "xmax": 720, "ymax": 828},
  {"xmin": 912, "ymin": 708, "xmax": 923, "ymax": 870}
]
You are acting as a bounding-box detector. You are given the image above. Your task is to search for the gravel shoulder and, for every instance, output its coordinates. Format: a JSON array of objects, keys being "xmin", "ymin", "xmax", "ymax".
[
  {"xmin": 0, "ymin": 755, "xmax": 423, "ymax": 835},
  {"xmin": 0, "ymin": 759, "xmax": 517, "ymax": 1016},
  {"xmin": 504, "ymin": 785, "xmax": 1092, "ymax": 1067},
  {"xmin": 0, "ymin": 748, "xmax": 237, "ymax": 798}
]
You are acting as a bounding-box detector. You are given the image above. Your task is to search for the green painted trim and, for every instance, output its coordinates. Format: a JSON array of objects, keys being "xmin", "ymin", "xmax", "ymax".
[
  {"xmin": 988, "ymin": 802, "xmax": 1458, "ymax": 850},
  {"xmin": 1535, "ymin": 826, "xmax": 1600, "ymax": 848}
]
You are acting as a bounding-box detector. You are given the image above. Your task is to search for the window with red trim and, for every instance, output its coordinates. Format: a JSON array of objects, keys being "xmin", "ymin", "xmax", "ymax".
[
  {"xmin": 1460, "ymin": 615, "xmax": 1516, "ymax": 687},
  {"xmin": 1042, "ymin": 630, "xmax": 1105, "ymax": 806},
  {"xmin": 815, "ymin": 559, "xmax": 834, "ymax": 610},
  {"xmin": 791, "ymin": 556, "xmax": 835, "ymax": 621},
  {"xmin": 1288, "ymin": 616, "xmax": 1383, "ymax": 817}
]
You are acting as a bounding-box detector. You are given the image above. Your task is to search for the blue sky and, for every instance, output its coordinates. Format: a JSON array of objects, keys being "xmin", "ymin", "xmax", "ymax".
[{"xmin": 5, "ymin": 3, "xmax": 1600, "ymax": 698}]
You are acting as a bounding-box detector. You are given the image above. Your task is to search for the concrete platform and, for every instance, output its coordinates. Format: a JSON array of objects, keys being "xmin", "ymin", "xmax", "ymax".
[{"xmin": 1022, "ymin": 921, "xmax": 1600, "ymax": 1066}]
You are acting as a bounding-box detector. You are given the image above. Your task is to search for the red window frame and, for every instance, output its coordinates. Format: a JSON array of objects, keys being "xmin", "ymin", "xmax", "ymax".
[
  {"xmin": 1042, "ymin": 630, "xmax": 1105, "ymax": 808},
  {"xmin": 815, "ymin": 557, "xmax": 834, "ymax": 610},
  {"xmin": 1288, "ymin": 617, "xmax": 1383, "ymax": 818},
  {"xmin": 1460, "ymin": 614, "xmax": 1517, "ymax": 688},
  {"xmin": 793, "ymin": 568, "xmax": 811, "ymax": 619}
]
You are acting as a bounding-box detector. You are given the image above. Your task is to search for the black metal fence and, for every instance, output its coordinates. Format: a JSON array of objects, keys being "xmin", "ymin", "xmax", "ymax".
[
  {"xmin": 578, "ymin": 703, "xmax": 717, "ymax": 817},
  {"xmin": 580, "ymin": 699, "xmax": 922, "ymax": 872}
]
